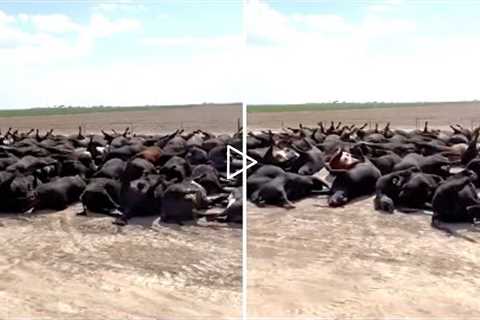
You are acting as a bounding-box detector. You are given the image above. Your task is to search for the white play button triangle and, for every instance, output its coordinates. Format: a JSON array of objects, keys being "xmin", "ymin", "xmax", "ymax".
[{"xmin": 226, "ymin": 145, "xmax": 258, "ymax": 179}]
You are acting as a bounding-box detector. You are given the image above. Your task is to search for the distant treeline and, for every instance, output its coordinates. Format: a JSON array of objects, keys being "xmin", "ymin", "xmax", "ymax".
[
  {"xmin": 247, "ymin": 101, "xmax": 480, "ymax": 113},
  {"xmin": 0, "ymin": 103, "xmax": 241, "ymax": 118}
]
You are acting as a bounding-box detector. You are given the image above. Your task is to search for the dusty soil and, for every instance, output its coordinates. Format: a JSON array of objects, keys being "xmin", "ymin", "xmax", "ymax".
[
  {"xmin": 248, "ymin": 102, "xmax": 480, "ymax": 317},
  {"xmin": 248, "ymin": 101, "xmax": 480, "ymax": 130},
  {"xmin": 0, "ymin": 103, "xmax": 242, "ymax": 134},
  {"xmin": 0, "ymin": 104, "xmax": 242, "ymax": 319},
  {"xmin": 247, "ymin": 197, "xmax": 480, "ymax": 318},
  {"xmin": 0, "ymin": 205, "xmax": 241, "ymax": 319}
]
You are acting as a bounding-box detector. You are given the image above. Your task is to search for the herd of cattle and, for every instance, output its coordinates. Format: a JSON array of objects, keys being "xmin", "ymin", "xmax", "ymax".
[
  {"xmin": 4, "ymin": 122, "xmax": 480, "ymax": 237},
  {"xmin": 247, "ymin": 122, "xmax": 480, "ymax": 241},
  {"xmin": 0, "ymin": 127, "xmax": 242, "ymax": 225}
]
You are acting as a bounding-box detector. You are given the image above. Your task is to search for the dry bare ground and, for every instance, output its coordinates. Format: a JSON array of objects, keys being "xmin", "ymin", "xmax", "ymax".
[
  {"xmin": 247, "ymin": 103, "xmax": 480, "ymax": 318},
  {"xmin": 0, "ymin": 103, "xmax": 242, "ymax": 134},
  {"xmin": 248, "ymin": 101, "xmax": 480, "ymax": 130},
  {"xmin": 0, "ymin": 207, "xmax": 241, "ymax": 319},
  {"xmin": 0, "ymin": 104, "xmax": 242, "ymax": 319},
  {"xmin": 248, "ymin": 198, "xmax": 480, "ymax": 318}
]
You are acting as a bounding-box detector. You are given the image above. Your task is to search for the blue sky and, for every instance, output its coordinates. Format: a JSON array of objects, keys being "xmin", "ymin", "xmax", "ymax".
[
  {"xmin": 3, "ymin": 1, "xmax": 480, "ymax": 107},
  {"xmin": 247, "ymin": 0, "xmax": 480, "ymax": 103},
  {"xmin": 0, "ymin": 1, "xmax": 242, "ymax": 108},
  {"xmin": 262, "ymin": 1, "xmax": 480, "ymax": 33}
]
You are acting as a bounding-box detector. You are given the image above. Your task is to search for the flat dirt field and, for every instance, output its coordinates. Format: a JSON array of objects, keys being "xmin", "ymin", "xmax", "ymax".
[
  {"xmin": 248, "ymin": 198, "xmax": 480, "ymax": 318},
  {"xmin": 0, "ymin": 103, "xmax": 242, "ymax": 134},
  {"xmin": 248, "ymin": 101, "xmax": 480, "ymax": 130},
  {"xmin": 0, "ymin": 103, "xmax": 242, "ymax": 319},
  {"xmin": 0, "ymin": 207, "xmax": 241, "ymax": 319},
  {"xmin": 247, "ymin": 102, "xmax": 480, "ymax": 318}
]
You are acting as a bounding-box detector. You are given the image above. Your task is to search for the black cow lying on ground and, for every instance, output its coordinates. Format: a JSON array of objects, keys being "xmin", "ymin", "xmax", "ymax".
[
  {"xmin": 0, "ymin": 127, "xmax": 243, "ymax": 227},
  {"xmin": 247, "ymin": 122, "xmax": 480, "ymax": 240}
]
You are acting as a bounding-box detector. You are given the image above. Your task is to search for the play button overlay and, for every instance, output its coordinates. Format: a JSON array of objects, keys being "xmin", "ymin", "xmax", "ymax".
[{"xmin": 226, "ymin": 145, "xmax": 258, "ymax": 179}]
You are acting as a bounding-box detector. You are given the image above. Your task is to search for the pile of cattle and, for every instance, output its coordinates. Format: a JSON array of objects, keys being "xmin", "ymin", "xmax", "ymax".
[
  {"xmin": 0, "ymin": 127, "xmax": 242, "ymax": 225},
  {"xmin": 247, "ymin": 122, "xmax": 480, "ymax": 241}
]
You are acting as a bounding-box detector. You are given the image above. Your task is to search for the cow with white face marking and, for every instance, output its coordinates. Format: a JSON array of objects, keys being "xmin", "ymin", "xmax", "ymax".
[{"xmin": 248, "ymin": 122, "xmax": 480, "ymax": 240}]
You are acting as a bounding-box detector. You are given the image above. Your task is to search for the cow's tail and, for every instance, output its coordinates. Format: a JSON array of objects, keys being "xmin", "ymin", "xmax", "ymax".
[{"xmin": 431, "ymin": 218, "xmax": 477, "ymax": 243}]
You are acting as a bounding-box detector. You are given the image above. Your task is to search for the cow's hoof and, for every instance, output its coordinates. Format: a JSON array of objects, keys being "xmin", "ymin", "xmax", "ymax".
[
  {"xmin": 76, "ymin": 210, "xmax": 87, "ymax": 216},
  {"xmin": 112, "ymin": 218, "xmax": 127, "ymax": 226},
  {"xmin": 23, "ymin": 207, "xmax": 34, "ymax": 215},
  {"xmin": 284, "ymin": 203, "xmax": 296, "ymax": 210}
]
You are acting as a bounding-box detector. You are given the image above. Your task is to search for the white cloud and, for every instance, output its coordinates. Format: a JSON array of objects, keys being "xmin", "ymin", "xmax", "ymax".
[
  {"xmin": 360, "ymin": 15, "xmax": 416, "ymax": 37},
  {"xmin": 0, "ymin": 12, "xmax": 141, "ymax": 66},
  {"xmin": 0, "ymin": 10, "xmax": 15, "ymax": 24},
  {"xmin": 141, "ymin": 35, "xmax": 241, "ymax": 49},
  {"xmin": 87, "ymin": 13, "xmax": 141, "ymax": 38},
  {"xmin": 2, "ymin": 50, "xmax": 243, "ymax": 107},
  {"xmin": 17, "ymin": 13, "xmax": 29, "ymax": 23},
  {"xmin": 93, "ymin": 1, "xmax": 146, "ymax": 13},
  {"xmin": 0, "ymin": 8, "xmax": 241, "ymax": 107},
  {"xmin": 28, "ymin": 14, "xmax": 81, "ymax": 33},
  {"xmin": 247, "ymin": 0, "xmax": 415, "ymax": 47},
  {"xmin": 368, "ymin": 5, "xmax": 391, "ymax": 13},
  {"xmin": 292, "ymin": 14, "xmax": 353, "ymax": 33},
  {"xmin": 246, "ymin": 0, "xmax": 295, "ymax": 45},
  {"xmin": 368, "ymin": 0, "xmax": 403, "ymax": 13},
  {"xmin": 246, "ymin": 0, "xmax": 479, "ymax": 103}
]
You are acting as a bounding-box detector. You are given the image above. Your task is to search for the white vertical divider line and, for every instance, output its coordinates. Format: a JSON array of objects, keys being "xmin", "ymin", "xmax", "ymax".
[
  {"xmin": 241, "ymin": 112, "xmax": 248, "ymax": 319},
  {"xmin": 241, "ymin": 0, "xmax": 248, "ymax": 319},
  {"xmin": 242, "ymin": 103, "xmax": 248, "ymax": 320},
  {"xmin": 227, "ymin": 146, "xmax": 231, "ymax": 179}
]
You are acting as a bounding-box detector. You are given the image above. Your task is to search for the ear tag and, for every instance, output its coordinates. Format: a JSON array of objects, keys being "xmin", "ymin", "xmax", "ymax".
[{"xmin": 314, "ymin": 167, "xmax": 334, "ymax": 189}]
